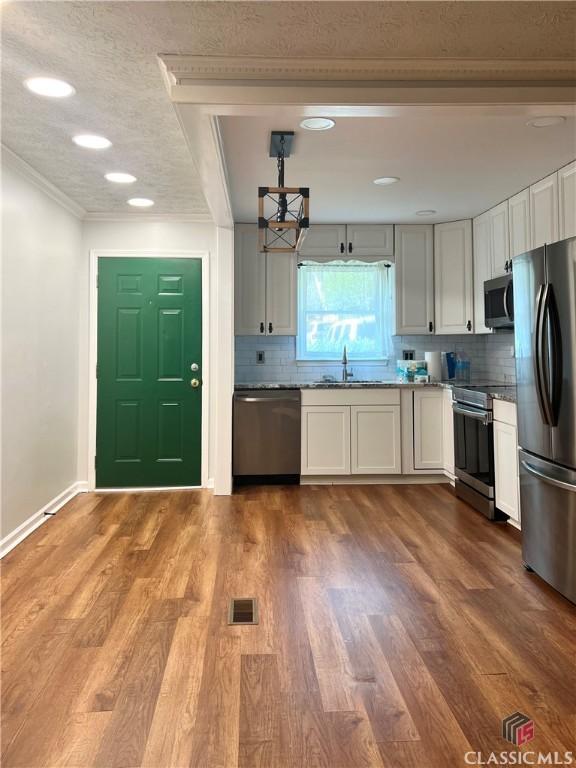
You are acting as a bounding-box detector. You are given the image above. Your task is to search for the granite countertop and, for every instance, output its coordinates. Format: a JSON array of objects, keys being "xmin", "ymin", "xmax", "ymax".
[
  {"xmin": 233, "ymin": 381, "xmax": 517, "ymax": 402},
  {"xmin": 234, "ymin": 381, "xmax": 448, "ymax": 390}
]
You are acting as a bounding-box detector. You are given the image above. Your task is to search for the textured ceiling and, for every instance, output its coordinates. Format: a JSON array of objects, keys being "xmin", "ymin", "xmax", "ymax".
[{"xmin": 2, "ymin": 2, "xmax": 575, "ymax": 215}]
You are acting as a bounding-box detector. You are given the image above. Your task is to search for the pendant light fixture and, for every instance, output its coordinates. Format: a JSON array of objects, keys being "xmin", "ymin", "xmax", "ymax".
[{"xmin": 258, "ymin": 131, "xmax": 309, "ymax": 253}]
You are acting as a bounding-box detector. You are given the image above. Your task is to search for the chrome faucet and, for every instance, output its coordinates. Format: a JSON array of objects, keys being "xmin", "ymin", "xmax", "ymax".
[{"xmin": 342, "ymin": 345, "xmax": 353, "ymax": 382}]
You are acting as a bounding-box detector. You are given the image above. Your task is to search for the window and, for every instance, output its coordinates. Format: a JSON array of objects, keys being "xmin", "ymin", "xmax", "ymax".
[{"xmin": 297, "ymin": 261, "xmax": 395, "ymax": 360}]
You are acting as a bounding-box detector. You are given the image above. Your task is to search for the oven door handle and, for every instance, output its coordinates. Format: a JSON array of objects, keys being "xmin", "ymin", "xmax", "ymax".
[{"xmin": 452, "ymin": 404, "xmax": 492, "ymax": 425}]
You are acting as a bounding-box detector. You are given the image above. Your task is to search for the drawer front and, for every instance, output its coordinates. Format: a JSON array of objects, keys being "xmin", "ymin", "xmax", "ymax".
[
  {"xmin": 301, "ymin": 388, "xmax": 400, "ymax": 407},
  {"xmin": 493, "ymin": 399, "xmax": 517, "ymax": 427}
]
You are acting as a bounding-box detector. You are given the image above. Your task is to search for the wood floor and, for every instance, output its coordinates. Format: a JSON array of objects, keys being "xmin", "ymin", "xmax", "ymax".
[{"xmin": 1, "ymin": 484, "xmax": 575, "ymax": 768}]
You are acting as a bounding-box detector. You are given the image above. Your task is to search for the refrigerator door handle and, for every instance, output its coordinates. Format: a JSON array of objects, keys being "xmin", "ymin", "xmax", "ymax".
[
  {"xmin": 533, "ymin": 284, "xmax": 551, "ymax": 425},
  {"xmin": 521, "ymin": 459, "xmax": 576, "ymax": 493},
  {"xmin": 544, "ymin": 285, "xmax": 563, "ymax": 427}
]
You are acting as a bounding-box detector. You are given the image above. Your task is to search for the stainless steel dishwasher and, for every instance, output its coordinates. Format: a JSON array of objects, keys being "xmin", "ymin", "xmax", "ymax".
[{"xmin": 233, "ymin": 389, "xmax": 301, "ymax": 480}]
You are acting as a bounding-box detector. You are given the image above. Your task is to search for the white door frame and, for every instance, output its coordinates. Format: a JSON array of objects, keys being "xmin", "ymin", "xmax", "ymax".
[{"xmin": 88, "ymin": 248, "xmax": 210, "ymax": 491}]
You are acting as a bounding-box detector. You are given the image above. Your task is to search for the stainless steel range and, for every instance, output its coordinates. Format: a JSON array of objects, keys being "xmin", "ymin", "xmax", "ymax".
[{"xmin": 452, "ymin": 385, "xmax": 516, "ymax": 520}]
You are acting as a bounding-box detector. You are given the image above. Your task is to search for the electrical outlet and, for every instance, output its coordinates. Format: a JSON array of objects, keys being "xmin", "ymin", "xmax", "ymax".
[{"xmin": 256, "ymin": 351, "xmax": 265, "ymax": 364}]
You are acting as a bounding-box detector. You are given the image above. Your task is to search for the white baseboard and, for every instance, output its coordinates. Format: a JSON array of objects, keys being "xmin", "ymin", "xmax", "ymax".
[
  {"xmin": 300, "ymin": 474, "xmax": 451, "ymax": 486},
  {"xmin": 0, "ymin": 481, "xmax": 87, "ymax": 559},
  {"xmin": 94, "ymin": 485, "xmax": 203, "ymax": 493}
]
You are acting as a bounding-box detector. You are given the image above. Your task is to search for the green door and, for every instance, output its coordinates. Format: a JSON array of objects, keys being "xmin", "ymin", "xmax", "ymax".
[{"xmin": 96, "ymin": 258, "xmax": 202, "ymax": 487}]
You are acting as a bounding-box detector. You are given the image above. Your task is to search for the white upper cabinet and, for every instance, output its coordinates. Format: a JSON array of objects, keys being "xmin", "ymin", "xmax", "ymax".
[
  {"xmin": 298, "ymin": 224, "xmax": 393, "ymax": 258},
  {"xmin": 508, "ymin": 188, "xmax": 531, "ymax": 259},
  {"xmin": 234, "ymin": 224, "xmax": 297, "ymax": 336},
  {"xmin": 472, "ymin": 212, "xmax": 492, "ymax": 335},
  {"xmin": 489, "ymin": 201, "xmax": 510, "ymax": 277},
  {"xmin": 395, "ymin": 225, "xmax": 434, "ymax": 335},
  {"xmin": 559, "ymin": 160, "xmax": 576, "ymax": 240},
  {"xmin": 530, "ymin": 172, "xmax": 559, "ymax": 248},
  {"xmin": 234, "ymin": 225, "xmax": 266, "ymax": 335},
  {"xmin": 434, "ymin": 220, "xmax": 474, "ymax": 335},
  {"xmin": 346, "ymin": 224, "xmax": 394, "ymax": 257},
  {"xmin": 266, "ymin": 253, "xmax": 297, "ymax": 335},
  {"xmin": 297, "ymin": 224, "xmax": 346, "ymax": 258}
]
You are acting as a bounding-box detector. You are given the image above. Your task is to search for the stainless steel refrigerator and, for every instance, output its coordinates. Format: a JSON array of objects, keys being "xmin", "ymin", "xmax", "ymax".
[{"xmin": 513, "ymin": 236, "xmax": 576, "ymax": 603}]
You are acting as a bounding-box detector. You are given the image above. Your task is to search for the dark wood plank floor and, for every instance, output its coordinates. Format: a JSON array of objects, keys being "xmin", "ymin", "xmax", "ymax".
[{"xmin": 2, "ymin": 484, "xmax": 575, "ymax": 767}]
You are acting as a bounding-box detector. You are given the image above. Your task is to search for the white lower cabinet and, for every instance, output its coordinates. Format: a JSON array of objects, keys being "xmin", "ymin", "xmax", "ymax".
[
  {"xmin": 301, "ymin": 406, "xmax": 350, "ymax": 475},
  {"xmin": 493, "ymin": 401, "xmax": 520, "ymax": 526},
  {"xmin": 351, "ymin": 405, "xmax": 401, "ymax": 474},
  {"xmin": 442, "ymin": 388, "xmax": 455, "ymax": 477},
  {"xmin": 413, "ymin": 390, "xmax": 444, "ymax": 470},
  {"xmin": 300, "ymin": 389, "xmax": 401, "ymax": 476}
]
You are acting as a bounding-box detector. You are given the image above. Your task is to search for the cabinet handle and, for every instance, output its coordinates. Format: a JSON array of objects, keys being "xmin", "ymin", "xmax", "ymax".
[
  {"xmin": 340, "ymin": 242, "xmax": 345, "ymax": 254},
  {"xmin": 348, "ymin": 242, "xmax": 353, "ymax": 254},
  {"xmin": 429, "ymin": 321, "xmax": 434, "ymax": 333},
  {"xmin": 259, "ymin": 322, "xmax": 265, "ymax": 334},
  {"xmin": 466, "ymin": 320, "xmax": 472, "ymax": 332},
  {"xmin": 505, "ymin": 260, "xmax": 509, "ymax": 273},
  {"xmin": 268, "ymin": 322, "xmax": 273, "ymax": 334}
]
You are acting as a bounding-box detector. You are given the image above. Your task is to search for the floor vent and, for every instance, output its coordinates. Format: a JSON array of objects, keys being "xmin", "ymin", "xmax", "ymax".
[{"xmin": 228, "ymin": 597, "xmax": 259, "ymax": 625}]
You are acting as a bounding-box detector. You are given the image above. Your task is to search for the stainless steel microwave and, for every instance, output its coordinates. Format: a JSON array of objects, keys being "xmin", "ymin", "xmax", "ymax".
[{"xmin": 484, "ymin": 273, "xmax": 514, "ymax": 329}]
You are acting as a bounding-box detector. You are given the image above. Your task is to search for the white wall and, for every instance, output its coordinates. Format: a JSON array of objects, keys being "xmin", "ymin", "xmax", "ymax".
[
  {"xmin": 79, "ymin": 219, "xmax": 219, "ymax": 484},
  {"xmin": 1, "ymin": 155, "xmax": 83, "ymax": 541}
]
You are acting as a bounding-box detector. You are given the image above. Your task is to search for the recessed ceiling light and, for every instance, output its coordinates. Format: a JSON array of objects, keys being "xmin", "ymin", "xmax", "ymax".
[
  {"xmin": 300, "ymin": 117, "xmax": 335, "ymax": 131},
  {"xmin": 73, "ymin": 134, "xmax": 112, "ymax": 150},
  {"xmin": 105, "ymin": 172, "xmax": 136, "ymax": 184},
  {"xmin": 416, "ymin": 209, "xmax": 437, "ymax": 216},
  {"xmin": 25, "ymin": 77, "xmax": 75, "ymax": 98},
  {"xmin": 127, "ymin": 198, "xmax": 154, "ymax": 208},
  {"xmin": 526, "ymin": 116, "xmax": 566, "ymax": 128},
  {"xmin": 373, "ymin": 177, "xmax": 400, "ymax": 186}
]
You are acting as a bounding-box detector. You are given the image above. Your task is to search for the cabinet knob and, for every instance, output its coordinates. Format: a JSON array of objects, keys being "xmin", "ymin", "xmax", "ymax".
[
  {"xmin": 268, "ymin": 322, "xmax": 273, "ymax": 334},
  {"xmin": 466, "ymin": 320, "xmax": 472, "ymax": 332},
  {"xmin": 259, "ymin": 322, "xmax": 265, "ymax": 334},
  {"xmin": 429, "ymin": 321, "xmax": 434, "ymax": 333},
  {"xmin": 340, "ymin": 242, "xmax": 345, "ymax": 254},
  {"xmin": 348, "ymin": 242, "xmax": 353, "ymax": 254}
]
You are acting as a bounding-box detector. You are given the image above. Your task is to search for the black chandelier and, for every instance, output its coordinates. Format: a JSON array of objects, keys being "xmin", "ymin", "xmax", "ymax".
[{"xmin": 258, "ymin": 131, "xmax": 309, "ymax": 254}]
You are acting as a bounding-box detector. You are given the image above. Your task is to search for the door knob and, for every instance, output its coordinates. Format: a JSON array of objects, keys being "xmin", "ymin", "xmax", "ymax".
[
  {"xmin": 190, "ymin": 378, "xmax": 200, "ymax": 388},
  {"xmin": 190, "ymin": 363, "xmax": 199, "ymax": 372}
]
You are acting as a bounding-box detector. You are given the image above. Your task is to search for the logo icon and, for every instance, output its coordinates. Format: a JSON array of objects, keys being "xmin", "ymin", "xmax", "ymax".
[{"xmin": 502, "ymin": 712, "xmax": 535, "ymax": 746}]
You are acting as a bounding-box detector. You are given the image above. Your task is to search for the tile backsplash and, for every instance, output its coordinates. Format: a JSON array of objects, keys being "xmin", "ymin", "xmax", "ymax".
[{"xmin": 235, "ymin": 331, "xmax": 516, "ymax": 385}]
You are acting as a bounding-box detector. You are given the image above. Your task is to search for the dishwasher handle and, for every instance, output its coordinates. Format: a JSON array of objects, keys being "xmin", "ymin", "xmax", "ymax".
[{"xmin": 235, "ymin": 394, "xmax": 301, "ymax": 403}]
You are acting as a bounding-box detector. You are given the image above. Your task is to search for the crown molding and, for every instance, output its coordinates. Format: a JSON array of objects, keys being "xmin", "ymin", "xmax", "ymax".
[
  {"xmin": 159, "ymin": 54, "xmax": 576, "ymax": 85},
  {"xmin": 82, "ymin": 211, "xmax": 213, "ymax": 223},
  {"xmin": 2, "ymin": 145, "xmax": 86, "ymax": 219}
]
